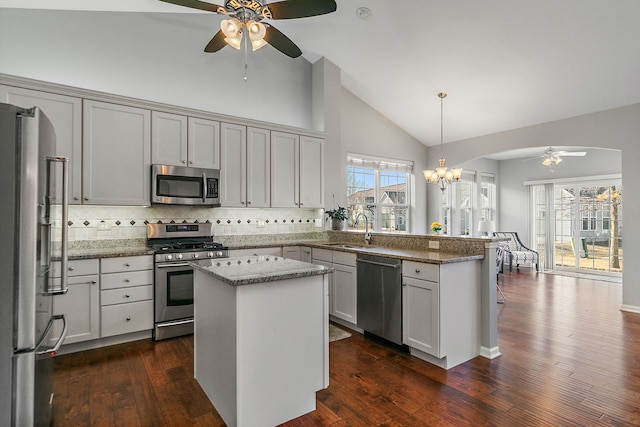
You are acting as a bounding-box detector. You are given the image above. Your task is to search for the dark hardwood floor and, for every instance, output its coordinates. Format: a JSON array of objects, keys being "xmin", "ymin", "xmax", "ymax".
[{"xmin": 52, "ymin": 270, "xmax": 640, "ymax": 426}]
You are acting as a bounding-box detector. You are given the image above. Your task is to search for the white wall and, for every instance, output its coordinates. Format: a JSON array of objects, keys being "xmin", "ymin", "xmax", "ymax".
[
  {"xmin": 427, "ymin": 104, "xmax": 640, "ymax": 311},
  {"xmin": 0, "ymin": 9, "xmax": 313, "ymax": 130},
  {"xmin": 499, "ymin": 148, "xmax": 621, "ymax": 245},
  {"xmin": 340, "ymin": 88, "xmax": 429, "ymax": 233}
]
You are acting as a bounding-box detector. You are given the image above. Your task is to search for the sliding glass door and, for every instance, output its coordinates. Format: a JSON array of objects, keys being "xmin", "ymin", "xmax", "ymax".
[{"xmin": 531, "ymin": 181, "xmax": 622, "ymax": 275}]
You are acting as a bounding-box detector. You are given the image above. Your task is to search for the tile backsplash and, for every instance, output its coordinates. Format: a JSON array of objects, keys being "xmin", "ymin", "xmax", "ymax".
[{"xmin": 53, "ymin": 205, "xmax": 325, "ymax": 242}]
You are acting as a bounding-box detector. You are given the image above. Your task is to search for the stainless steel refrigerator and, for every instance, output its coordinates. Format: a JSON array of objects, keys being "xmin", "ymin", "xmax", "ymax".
[{"xmin": 0, "ymin": 103, "xmax": 69, "ymax": 426}]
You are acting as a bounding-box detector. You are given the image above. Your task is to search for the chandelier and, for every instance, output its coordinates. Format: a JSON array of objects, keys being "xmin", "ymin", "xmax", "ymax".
[{"xmin": 423, "ymin": 92, "xmax": 462, "ymax": 191}]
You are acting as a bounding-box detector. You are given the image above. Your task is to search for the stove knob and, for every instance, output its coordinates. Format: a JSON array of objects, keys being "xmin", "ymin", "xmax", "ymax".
[
  {"xmin": 165, "ymin": 254, "xmax": 173, "ymax": 261},
  {"xmin": 176, "ymin": 253, "xmax": 183, "ymax": 260},
  {"xmin": 207, "ymin": 252, "xmax": 214, "ymax": 258},
  {"xmin": 192, "ymin": 253, "xmax": 199, "ymax": 259},
  {"xmin": 215, "ymin": 251, "xmax": 224, "ymax": 258}
]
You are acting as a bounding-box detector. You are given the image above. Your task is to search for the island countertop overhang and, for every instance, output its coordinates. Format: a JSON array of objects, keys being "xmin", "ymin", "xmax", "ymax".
[{"xmin": 191, "ymin": 256, "xmax": 332, "ymax": 286}]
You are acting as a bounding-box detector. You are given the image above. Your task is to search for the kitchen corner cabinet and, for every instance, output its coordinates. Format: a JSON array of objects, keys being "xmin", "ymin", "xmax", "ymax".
[
  {"xmin": 51, "ymin": 259, "xmax": 100, "ymax": 345},
  {"xmin": 402, "ymin": 260, "xmax": 481, "ymax": 369},
  {"xmin": 0, "ymin": 85, "xmax": 83, "ymax": 204},
  {"xmin": 100, "ymin": 255, "xmax": 154, "ymax": 338},
  {"xmin": 312, "ymin": 249, "xmax": 357, "ymax": 324},
  {"xmin": 271, "ymin": 132, "xmax": 324, "ymax": 209},
  {"xmin": 221, "ymin": 124, "xmax": 271, "ymax": 208},
  {"xmin": 83, "ymin": 100, "xmax": 151, "ymax": 205},
  {"xmin": 151, "ymin": 112, "xmax": 220, "ymax": 170}
]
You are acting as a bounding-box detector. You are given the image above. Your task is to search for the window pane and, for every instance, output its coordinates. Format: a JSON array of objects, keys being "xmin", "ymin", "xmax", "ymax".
[
  {"xmin": 379, "ymin": 171, "xmax": 406, "ymax": 204},
  {"xmin": 347, "ymin": 167, "xmax": 375, "ymax": 204}
]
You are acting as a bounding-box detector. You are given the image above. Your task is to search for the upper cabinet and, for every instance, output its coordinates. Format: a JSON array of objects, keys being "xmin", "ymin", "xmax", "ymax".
[
  {"xmin": 0, "ymin": 85, "xmax": 83, "ymax": 204},
  {"xmin": 220, "ymin": 124, "xmax": 270, "ymax": 208},
  {"xmin": 151, "ymin": 112, "xmax": 220, "ymax": 170},
  {"xmin": 271, "ymin": 131, "xmax": 324, "ymax": 208},
  {"xmin": 83, "ymin": 100, "xmax": 151, "ymax": 205}
]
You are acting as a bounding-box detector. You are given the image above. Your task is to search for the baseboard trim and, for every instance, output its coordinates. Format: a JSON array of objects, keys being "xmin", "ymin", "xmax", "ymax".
[
  {"xmin": 480, "ymin": 346, "xmax": 502, "ymax": 359},
  {"xmin": 620, "ymin": 304, "xmax": 640, "ymax": 314}
]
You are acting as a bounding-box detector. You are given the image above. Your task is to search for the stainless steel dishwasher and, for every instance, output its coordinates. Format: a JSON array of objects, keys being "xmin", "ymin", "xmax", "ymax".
[{"xmin": 356, "ymin": 253, "xmax": 403, "ymax": 345}]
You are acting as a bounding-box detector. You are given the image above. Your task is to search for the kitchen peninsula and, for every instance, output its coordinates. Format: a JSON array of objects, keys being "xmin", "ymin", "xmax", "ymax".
[{"xmin": 191, "ymin": 256, "xmax": 331, "ymax": 427}]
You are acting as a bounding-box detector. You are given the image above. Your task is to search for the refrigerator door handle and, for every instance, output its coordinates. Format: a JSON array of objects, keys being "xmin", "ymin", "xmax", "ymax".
[
  {"xmin": 35, "ymin": 315, "xmax": 68, "ymax": 357},
  {"xmin": 44, "ymin": 156, "xmax": 69, "ymax": 296}
]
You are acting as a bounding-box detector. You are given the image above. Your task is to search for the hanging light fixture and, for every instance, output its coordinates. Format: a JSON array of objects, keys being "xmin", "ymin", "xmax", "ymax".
[
  {"xmin": 220, "ymin": 17, "xmax": 267, "ymax": 52},
  {"xmin": 423, "ymin": 92, "xmax": 462, "ymax": 191}
]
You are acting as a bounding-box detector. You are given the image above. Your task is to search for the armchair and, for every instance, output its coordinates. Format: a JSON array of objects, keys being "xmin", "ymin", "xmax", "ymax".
[{"xmin": 493, "ymin": 231, "xmax": 539, "ymax": 272}]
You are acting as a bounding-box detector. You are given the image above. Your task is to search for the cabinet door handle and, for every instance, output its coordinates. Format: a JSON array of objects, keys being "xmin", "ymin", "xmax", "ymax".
[
  {"xmin": 124, "ymin": 263, "xmax": 131, "ymax": 267},
  {"xmin": 84, "ymin": 197, "xmax": 89, "ymax": 201},
  {"xmin": 182, "ymin": 160, "xmax": 186, "ymax": 164},
  {"xmin": 73, "ymin": 196, "xmax": 79, "ymax": 201},
  {"xmin": 124, "ymin": 279, "xmax": 130, "ymax": 283},
  {"xmin": 415, "ymin": 269, "xmax": 421, "ymax": 273},
  {"xmin": 126, "ymin": 317, "xmax": 131, "ymax": 321},
  {"xmin": 68, "ymin": 267, "xmax": 74, "ymax": 271}
]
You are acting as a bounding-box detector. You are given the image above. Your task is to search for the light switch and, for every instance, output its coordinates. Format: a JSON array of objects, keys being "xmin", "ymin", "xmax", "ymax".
[{"xmin": 428, "ymin": 240, "xmax": 439, "ymax": 249}]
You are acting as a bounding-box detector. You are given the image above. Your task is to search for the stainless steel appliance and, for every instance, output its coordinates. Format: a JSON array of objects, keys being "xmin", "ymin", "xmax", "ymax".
[
  {"xmin": 151, "ymin": 164, "xmax": 220, "ymax": 206},
  {"xmin": 356, "ymin": 254, "xmax": 403, "ymax": 345},
  {"xmin": 147, "ymin": 223, "xmax": 229, "ymax": 340},
  {"xmin": 0, "ymin": 103, "xmax": 69, "ymax": 426}
]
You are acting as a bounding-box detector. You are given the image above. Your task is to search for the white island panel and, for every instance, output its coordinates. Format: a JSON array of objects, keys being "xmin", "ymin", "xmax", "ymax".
[{"xmin": 193, "ymin": 257, "xmax": 330, "ymax": 427}]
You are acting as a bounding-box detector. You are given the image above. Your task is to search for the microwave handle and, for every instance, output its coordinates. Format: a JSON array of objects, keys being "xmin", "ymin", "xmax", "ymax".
[{"xmin": 202, "ymin": 172, "xmax": 207, "ymax": 204}]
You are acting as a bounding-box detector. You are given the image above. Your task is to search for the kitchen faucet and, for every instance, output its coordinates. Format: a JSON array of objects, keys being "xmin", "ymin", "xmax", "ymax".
[{"xmin": 354, "ymin": 213, "xmax": 372, "ymax": 244}]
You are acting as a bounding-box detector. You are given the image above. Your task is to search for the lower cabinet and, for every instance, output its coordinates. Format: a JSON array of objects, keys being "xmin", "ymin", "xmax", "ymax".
[
  {"xmin": 51, "ymin": 259, "xmax": 100, "ymax": 345},
  {"xmin": 312, "ymin": 248, "xmax": 357, "ymax": 325},
  {"xmin": 402, "ymin": 260, "xmax": 481, "ymax": 369},
  {"xmin": 282, "ymin": 246, "xmax": 312, "ymax": 262},
  {"xmin": 100, "ymin": 255, "xmax": 154, "ymax": 338}
]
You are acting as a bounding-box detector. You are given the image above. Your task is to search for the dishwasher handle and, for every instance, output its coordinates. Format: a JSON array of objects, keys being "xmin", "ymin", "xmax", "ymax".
[{"xmin": 356, "ymin": 258, "xmax": 401, "ymax": 269}]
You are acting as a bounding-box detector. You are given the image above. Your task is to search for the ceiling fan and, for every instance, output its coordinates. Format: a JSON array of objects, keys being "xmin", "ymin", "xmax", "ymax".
[
  {"xmin": 158, "ymin": 0, "xmax": 337, "ymax": 58},
  {"xmin": 539, "ymin": 147, "xmax": 586, "ymax": 166}
]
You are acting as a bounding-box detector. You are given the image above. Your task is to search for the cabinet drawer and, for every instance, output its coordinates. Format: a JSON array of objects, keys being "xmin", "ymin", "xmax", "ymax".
[
  {"xmin": 101, "ymin": 285, "xmax": 153, "ymax": 306},
  {"xmin": 311, "ymin": 248, "xmax": 332, "ymax": 263},
  {"xmin": 403, "ymin": 261, "xmax": 439, "ymax": 282},
  {"xmin": 52, "ymin": 258, "xmax": 99, "ymax": 278},
  {"xmin": 101, "ymin": 300, "xmax": 153, "ymax": 338},
  {"xmin": 333, "ymin": 251, "xmax": 356, "ymax": 267},
  {"xmin": 100, "ymin": 255, "xmax": 153, "ymax": 273},
  {"xmin": 101, "ymin": 269, "xmax": 153, "ymax": 290}
]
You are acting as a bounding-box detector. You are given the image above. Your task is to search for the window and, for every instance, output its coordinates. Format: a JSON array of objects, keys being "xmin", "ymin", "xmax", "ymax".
[
  {"xmin": 347, "ymin": 154, "xmax": 413, "ymax": 233},
  {"xmin": 480, "ymin": 173, "xmax": 496, "ymax": 221},
  {"xmin": 440, "ymin": 171, "xmax": 476, "ymax": 235}
]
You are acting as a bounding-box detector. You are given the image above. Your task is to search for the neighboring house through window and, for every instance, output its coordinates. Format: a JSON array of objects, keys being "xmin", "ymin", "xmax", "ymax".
[{"xmin": 347, "ymin": 154, "xmax": 413, "ymax": 233}]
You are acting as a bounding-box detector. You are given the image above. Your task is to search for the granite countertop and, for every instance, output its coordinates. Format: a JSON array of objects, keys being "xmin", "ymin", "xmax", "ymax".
[
  {"xmin": 305, "ymin": 242, "xmax": 483, "ymax": 264},
  {"xmin": 66, "ymin": 246, "xmax": 154, "ymax": 260},
  {"xmin": 191, "ymin": 256, "xmax": 332, "ymax": 286}
]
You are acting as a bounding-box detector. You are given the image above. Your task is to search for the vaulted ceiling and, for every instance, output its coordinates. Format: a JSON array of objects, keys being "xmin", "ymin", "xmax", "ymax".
[{"xmin": 2, "ymin": 0, "xmax": 640, "ymax": 149}]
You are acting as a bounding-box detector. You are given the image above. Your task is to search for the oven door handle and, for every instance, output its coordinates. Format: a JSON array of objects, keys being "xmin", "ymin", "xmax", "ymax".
[
  {"xmin": 202, "ymin": 171, "xmax": 207, "ymax": 204},
  {"xmin": 156, "ymin": 262, "xmax": 191, "ymax": 268}
]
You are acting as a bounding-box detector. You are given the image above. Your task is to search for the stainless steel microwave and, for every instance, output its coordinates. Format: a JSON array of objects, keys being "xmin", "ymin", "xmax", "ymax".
[{"xmin": 151, "ymin": 164, "xmax": 220, "ymax": 206}]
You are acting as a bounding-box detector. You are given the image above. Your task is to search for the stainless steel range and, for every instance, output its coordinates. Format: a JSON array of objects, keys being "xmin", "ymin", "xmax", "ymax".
[{"xmin": 147, "ymin": 223, "xmax": 229, "ymax": 341}]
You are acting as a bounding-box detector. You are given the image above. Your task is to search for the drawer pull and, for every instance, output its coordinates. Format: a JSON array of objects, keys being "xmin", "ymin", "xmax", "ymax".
[
  {"xmin": 126, "ymin": 317, "xmax": 131, "ymax": 321},
  {"xmin": 415, "ymin": 269, "xmax": 421, "ymax": 273},
  {"xmin": 124, "ymin": 279, "xmax": 130, "ymax": 283},
  {"xmin": 124, "ymin": 294, "xmax": 130, "ymax": 298},
  {"xmin": 125, "ymin": 263, "xmax": 131, "ymax": 267},
  {"xmin": 68, "ymin": 267, "xmax": 74, "ymax": 271},
  {"xmin": 90, "ymin": 280, "xmax": 97, "ymax": 285}
]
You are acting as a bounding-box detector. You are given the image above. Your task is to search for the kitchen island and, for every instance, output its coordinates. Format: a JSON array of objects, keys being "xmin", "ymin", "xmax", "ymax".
[{"xmin": 191, "ymin": 256, "xmax": 331, "ymax": 427}]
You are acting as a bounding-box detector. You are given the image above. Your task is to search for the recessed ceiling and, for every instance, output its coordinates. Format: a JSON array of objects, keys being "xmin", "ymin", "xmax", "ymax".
[{"xmin": 3, "ymin": 0, "xmax": 640, "ymax": 148}]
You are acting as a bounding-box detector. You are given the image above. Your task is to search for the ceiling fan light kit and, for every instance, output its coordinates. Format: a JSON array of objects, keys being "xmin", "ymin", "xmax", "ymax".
[
  {"xmin": 423, "ymin": 92, "xmax": 463, "ymax": 191},
  {"xmin": 159, "ymin": 0, "xmax": 337, "ymax": 58},
  {"xmin": 540, "ymin": 147, "xmax": 585, "ymax": 167}
]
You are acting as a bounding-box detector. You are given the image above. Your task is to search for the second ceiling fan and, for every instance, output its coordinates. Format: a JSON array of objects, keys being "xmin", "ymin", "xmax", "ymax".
[{"xmin": 159, "ymin": 0, "xmax": 337, "ymax": 58}]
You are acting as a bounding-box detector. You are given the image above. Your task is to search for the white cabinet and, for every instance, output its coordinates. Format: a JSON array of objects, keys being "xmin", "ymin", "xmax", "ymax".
[
  {"xmin": 51, "ymin": 259, "xmax": 100, "ymax": 345},
  {"xmin": 283, "ymin": 246, "xmax": 312, "ymax": 262},
  {"xmin": 402, "ymin": 261, "xmax": 440, "ymax": 356},
  {"xmin": 220, "ymin": 124, "xmax": 270, "ymax": 207},
  {"xmin": 402, "ymin": 260, "xmax": 481, "ymax": 369},
  {"xmin": 83, "ymin": 100, "xmax": 151, "ymax": 205},
  {"xmin": 151, "ymin": 113, "xmax": 221, "ymax": 170},
  {"xmin": 0, "ymin": 85, "xmax": 83, "ymax": 204},
  {"xmin": 271, "ymin": 132, "xmax": 324, "ymax": 209},
  {"xmin": 151, "ymin": 111, "xmax": 187, "ymax": 166},
  {"xmin": 312, "ymin": 248, "xmax": 357, "ymax": 324},
  {"xmin": 100, "ymin": 255, "xmax": 154, "ymax": 338}
]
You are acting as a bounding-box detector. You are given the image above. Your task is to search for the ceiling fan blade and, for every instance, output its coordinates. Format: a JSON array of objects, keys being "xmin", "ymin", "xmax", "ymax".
[
  {"xmin": 267, "ymin": 0, "xmax": 337, "ymax": 20},
  {"xmin": 204, "ymin": 30, "xmax": 227, "ymax": 52},
  {"xmin": 264, "ymin": 25, "xmax": 302, "ymax": 58},
  {"xmin": 158, "ymin": 0, "xmax": 221, "ymax": 13},
  {"xmin": 556, "ymin": 151, "xmax": 587, "ymax": 157}
]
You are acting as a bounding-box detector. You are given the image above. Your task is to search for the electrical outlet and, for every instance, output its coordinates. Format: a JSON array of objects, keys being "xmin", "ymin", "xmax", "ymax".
[
  {"xmin": 428, "ymin": 240, "xmax": 439, "ymax": 249},
  {"xmin": 257, "ymin": 220, "xmax": 266, "ymax": 228}
]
